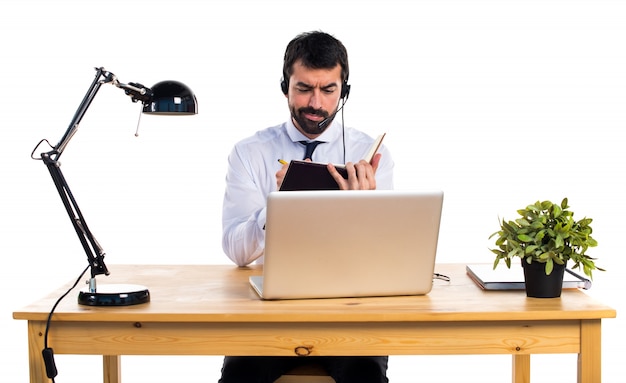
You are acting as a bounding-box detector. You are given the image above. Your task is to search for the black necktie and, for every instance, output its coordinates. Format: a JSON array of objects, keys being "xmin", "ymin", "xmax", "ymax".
[{"xmin": 299, "ymin": 140, "xmax": 323, "ymax": 160}]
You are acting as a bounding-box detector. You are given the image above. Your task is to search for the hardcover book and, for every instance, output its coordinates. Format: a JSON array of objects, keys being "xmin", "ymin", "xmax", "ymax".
[{"xmin": 279, "ymin": 133, "xmax": 386, "ymax": 191}]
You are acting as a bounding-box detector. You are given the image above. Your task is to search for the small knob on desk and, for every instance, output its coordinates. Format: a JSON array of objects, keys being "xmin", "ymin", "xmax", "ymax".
[{"xmin": 294, "ymin": 346, "xmax": 312, "ymax": 356}]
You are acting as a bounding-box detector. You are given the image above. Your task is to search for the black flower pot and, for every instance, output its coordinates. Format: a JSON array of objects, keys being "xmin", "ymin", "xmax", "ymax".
[{"xmin": 522, "ymin": 261, "xmax": 566, "ymax": 298}]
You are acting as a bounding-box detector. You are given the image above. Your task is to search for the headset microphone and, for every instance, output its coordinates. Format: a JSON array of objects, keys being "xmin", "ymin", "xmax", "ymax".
[
  {"xmin": 317, "ymin": 102, "xmax": 344, "ymax": 130},
  {"xmin": 317, "ymin": 87, "xmax": 350, "ymax": 130}
]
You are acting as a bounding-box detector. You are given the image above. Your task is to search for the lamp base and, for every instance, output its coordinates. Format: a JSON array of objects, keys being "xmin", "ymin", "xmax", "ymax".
[{"xmin": 78, "ymin": 284, "xmax": 150, "ymax": 306}]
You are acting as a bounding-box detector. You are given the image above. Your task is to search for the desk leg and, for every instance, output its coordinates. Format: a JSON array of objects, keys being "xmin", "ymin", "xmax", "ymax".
[
  {"xmin": 27, "ymin": 321, "xmax": 49, "ymax": 383},
  {"xmin": 512, "ymin": 354, "xmax": 530, "ymax": 383},
  {"xmin": 103, "ymin": 355, "xmax": 121, "ymax": 383},
  {"xmin": 578, "ymin": 319, "xmax": 601, "ymax": 383}
]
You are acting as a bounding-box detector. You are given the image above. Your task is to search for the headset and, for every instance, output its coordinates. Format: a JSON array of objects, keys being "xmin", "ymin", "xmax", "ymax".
[{"xmin": 281, "ymin": 77, "xmax": 351, "ymax": 100}]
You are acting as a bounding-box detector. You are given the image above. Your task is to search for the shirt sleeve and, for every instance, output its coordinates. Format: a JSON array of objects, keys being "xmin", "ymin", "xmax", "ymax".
[{"xmin": 221, "ymin": 145, "xmax": 268, "ymax": 266}]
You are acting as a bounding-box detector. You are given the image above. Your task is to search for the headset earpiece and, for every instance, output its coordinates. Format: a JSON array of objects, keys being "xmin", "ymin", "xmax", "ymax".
[
  {"xmin": 280, "ymin": 79, "xmax": 288, "ymax": 95},
  {"xmin": 341, "ymin": 81, "xmax": 351, "ymax": 99}
]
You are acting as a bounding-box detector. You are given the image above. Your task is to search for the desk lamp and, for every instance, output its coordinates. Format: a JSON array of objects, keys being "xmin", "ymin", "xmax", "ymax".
[{"xmin": 31, "ymin": 67, "xmax": 198, "ymax": 306}]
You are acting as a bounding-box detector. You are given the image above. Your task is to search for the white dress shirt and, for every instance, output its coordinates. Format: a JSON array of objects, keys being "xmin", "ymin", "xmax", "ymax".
[{"xmin": 221, "ymin": 119, "xmax": 394, "ymax": 266}]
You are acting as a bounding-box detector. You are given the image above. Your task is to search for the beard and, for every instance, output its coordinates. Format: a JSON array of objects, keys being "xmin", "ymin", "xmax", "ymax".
[{"xmin": 290, "ymin": 105, "xmax": 334, "ymax": 135}]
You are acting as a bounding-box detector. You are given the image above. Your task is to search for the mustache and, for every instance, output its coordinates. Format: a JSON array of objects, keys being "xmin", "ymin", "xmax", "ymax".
[{"xmin": 298, "ymin": 107, "xmax": 329, "ymax": 118}]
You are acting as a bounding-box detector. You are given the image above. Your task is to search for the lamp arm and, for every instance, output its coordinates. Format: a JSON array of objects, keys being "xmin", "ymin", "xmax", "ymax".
[
  {"xmin": 35, "ymin": 67, "xmax": 150, "ymax": 282},
  {"xmin": 41, "ymin": 153, "xmax": 109, "ymax": 279},
  {"xmin": 54, "ymin": 67, "xmax": 115, "ymax": 158}
]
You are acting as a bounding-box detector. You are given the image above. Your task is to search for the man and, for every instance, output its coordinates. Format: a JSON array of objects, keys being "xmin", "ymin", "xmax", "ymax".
[{"xmin": 220, "ymin": 31, "xmax": 393, "ymax": 383}]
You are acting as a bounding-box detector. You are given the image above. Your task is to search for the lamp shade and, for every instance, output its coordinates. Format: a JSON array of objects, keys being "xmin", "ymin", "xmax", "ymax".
[{"xmin": 143, "ymin": 80, "xmax": 198, "ymax": 115}]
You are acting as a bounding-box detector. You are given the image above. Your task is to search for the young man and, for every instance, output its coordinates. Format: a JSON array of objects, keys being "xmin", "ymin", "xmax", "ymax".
[{"xmin": 220, "ymin": 31, "xmax": 393, "ymax": 383}]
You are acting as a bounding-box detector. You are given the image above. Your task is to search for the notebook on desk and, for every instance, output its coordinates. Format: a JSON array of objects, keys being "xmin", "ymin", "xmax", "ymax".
[{"xmin": 249, "ymin": 189, "xmax": 444, "ymax": 300}]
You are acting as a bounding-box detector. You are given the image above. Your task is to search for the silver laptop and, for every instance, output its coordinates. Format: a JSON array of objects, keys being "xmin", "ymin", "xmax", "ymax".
[{"xmin": 249, "ymin": 189, "xmax": 444, "ymax": 300}]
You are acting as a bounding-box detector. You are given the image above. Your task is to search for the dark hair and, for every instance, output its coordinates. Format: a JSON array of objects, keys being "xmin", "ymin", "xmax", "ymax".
[{"xmin": 282, "ymin": 31, "xmax": 349, "ymax": 86}]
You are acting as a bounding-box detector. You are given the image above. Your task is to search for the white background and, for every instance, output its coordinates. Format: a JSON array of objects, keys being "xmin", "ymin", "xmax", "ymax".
[{"xmin": 1, "ymin": 0, "xmax": 624, "ymax": 382}]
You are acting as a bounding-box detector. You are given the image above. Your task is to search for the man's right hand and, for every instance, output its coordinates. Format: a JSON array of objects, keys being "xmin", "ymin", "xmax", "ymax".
[{"xmin": 275, "ymin": 160, "xmax": 290, "ymax": 190}]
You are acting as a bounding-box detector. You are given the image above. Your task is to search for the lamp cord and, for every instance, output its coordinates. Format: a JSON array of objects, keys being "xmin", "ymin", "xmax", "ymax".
[{"xmin": 42, "ymin": 265, "xmax": 90, "ymax": 382}]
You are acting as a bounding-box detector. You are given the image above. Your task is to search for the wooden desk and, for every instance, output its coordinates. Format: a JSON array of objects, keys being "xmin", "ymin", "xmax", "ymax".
[{"xmin": 13, "ymin": 264, "xmax": 616, "ymax": 383}]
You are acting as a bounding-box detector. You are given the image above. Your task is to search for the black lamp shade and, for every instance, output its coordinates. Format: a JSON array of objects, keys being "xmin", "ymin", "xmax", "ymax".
[{"xmin": 143, "ymin": 80, "xmax": 198, "ymax": 115}]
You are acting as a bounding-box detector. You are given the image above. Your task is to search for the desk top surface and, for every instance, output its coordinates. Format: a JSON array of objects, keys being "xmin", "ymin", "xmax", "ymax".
[{"xmin": 13, "ymin": 263, "xmax": 616, "ymax": 323}]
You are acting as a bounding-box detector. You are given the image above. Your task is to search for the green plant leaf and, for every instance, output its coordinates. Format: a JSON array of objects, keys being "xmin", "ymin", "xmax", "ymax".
[
  {"xmin": 555, "ymin": 234, "xmax": 564, "ymax": 249},
  {"xmin": 517, "ymin": 234, "xmax": 534, "ymax": 242},
  {"xmin": 525, "ymin": 205, "xmax": 538, "ymax": 214},
  {"xmin": 552, "ymin": 204, "xmax": 562, "ymax": 219},
  {"xmin": 540, "ymin": 201, "xmax": 552, "ymax": 210},
  {"xmin": 525, "ymin": 245, "xmax": 539, "ymax": 254},
  {"xmin": 536, "ymin": 230, "xmax": 546, "ymax": 242},
  {"xmin": 545, "ymin": 259, "xmax": 554, "ymax": 275},
  {"xmin": 530, "ymin": 221, "xmax": 544, "ymax": 229}
]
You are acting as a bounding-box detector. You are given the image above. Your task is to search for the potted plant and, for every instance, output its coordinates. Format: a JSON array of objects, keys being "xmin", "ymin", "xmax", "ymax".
[{"xmin": 489, "ymin": 198, "xmax": 602, "ymax": 297}]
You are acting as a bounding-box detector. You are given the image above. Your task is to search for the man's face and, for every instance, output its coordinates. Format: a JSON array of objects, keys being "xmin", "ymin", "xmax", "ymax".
[{"xmin": 286, "ymin": 60, "xmax": 343, "ymax": 138}]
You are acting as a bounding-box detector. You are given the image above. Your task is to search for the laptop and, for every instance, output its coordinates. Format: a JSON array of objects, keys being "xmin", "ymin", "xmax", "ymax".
[{"xmin": 249, "ymin": 189, "xmax": 444, "ymax": 300}]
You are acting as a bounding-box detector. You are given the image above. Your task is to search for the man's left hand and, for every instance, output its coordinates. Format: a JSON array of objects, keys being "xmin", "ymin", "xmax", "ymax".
[{"xmin": 328, "ymin": 153, "xmax": 381, "ymax": 190}]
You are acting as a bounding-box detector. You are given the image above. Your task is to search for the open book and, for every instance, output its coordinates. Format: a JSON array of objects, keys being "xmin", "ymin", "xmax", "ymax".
[{"xmin": 279, "ymin": 133, "xmax": 386, "ymax": 191}]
